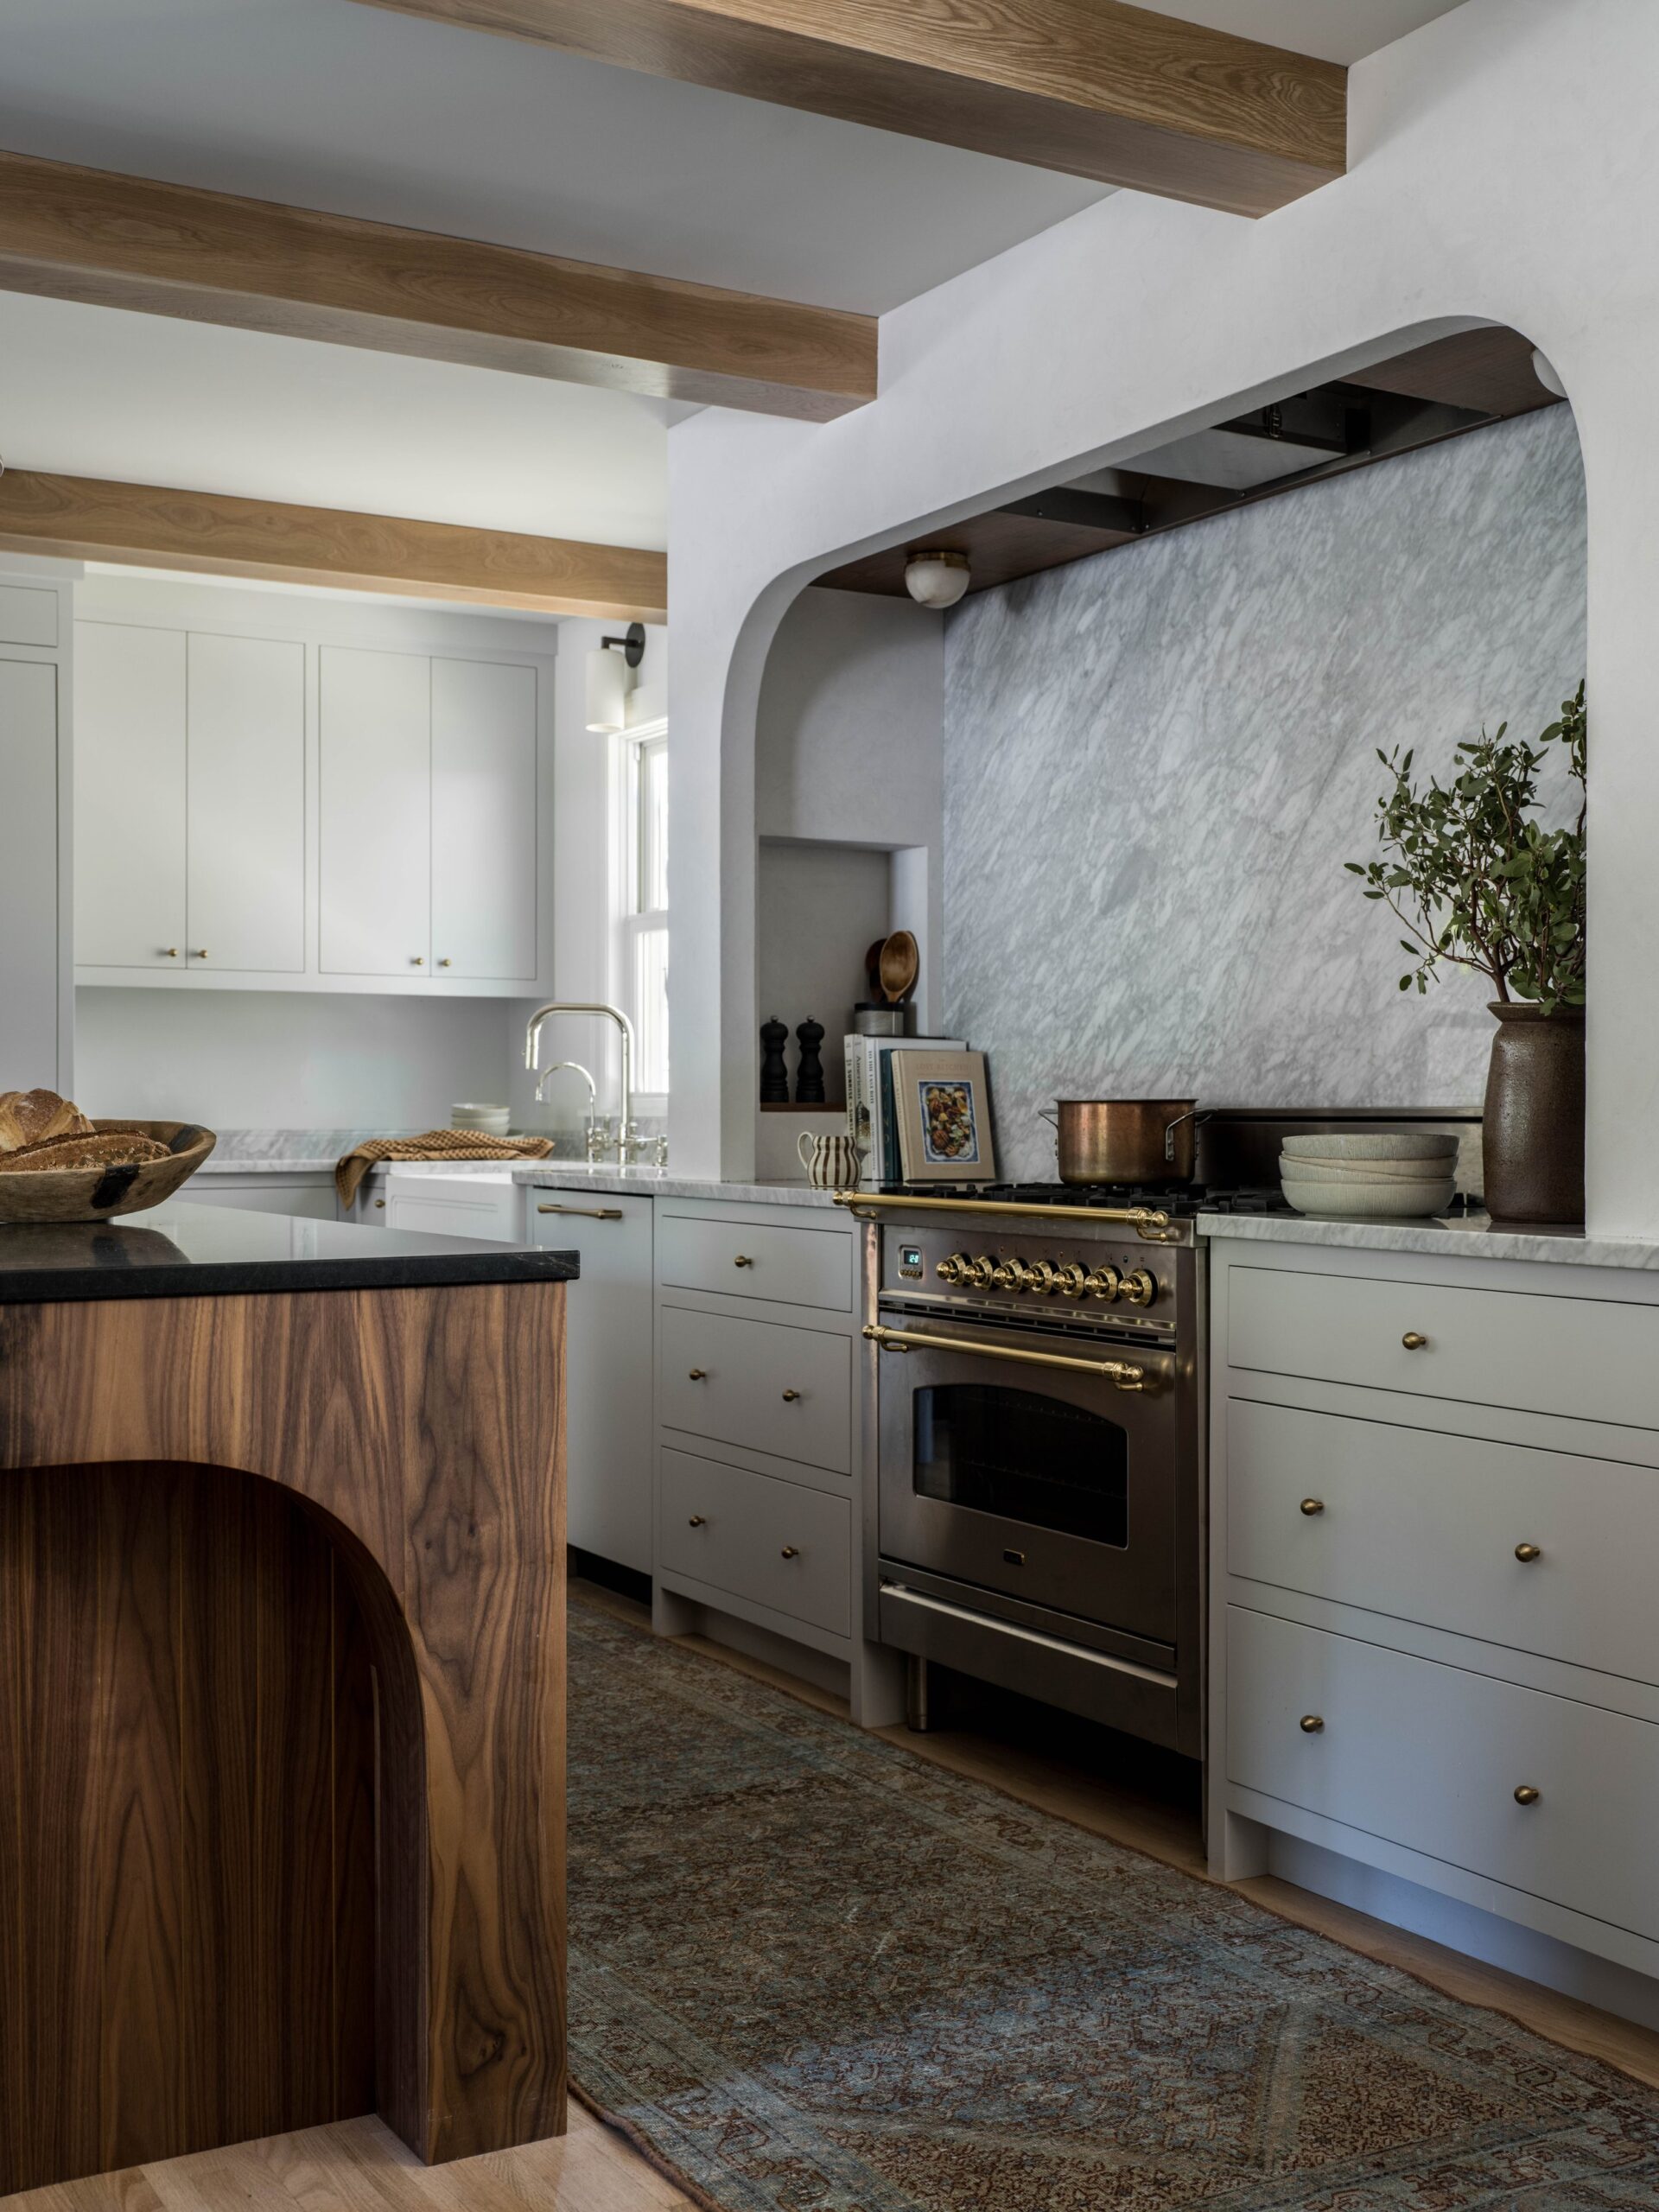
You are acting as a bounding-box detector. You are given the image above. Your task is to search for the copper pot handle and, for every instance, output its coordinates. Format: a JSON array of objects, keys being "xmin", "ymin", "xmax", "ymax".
[{"xmin": 1162, "ymin": 1107, "xmax": 1214, "ymax": 1164}]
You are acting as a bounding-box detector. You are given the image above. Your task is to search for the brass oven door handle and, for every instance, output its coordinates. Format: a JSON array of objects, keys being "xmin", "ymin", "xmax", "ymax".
[
  {"xmin": 833, "ymin": 1189, "xmax": 1179, "ymax": 1244},
  {"xmin": 537, "ymin": 1203, "xmax": 625, "ymax": 1219},
  {"xmin": 861, "ymin": 1321, "xmax": 1153, "ymax": 1392}
]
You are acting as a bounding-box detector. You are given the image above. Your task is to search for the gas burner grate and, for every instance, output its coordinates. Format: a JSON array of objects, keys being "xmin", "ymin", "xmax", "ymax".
[{"xmin": 874, "ymin": 1180, "xmax": 1292, "ymax": 1217}]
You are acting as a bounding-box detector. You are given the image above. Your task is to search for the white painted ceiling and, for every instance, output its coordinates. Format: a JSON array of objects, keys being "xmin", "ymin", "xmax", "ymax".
[{"xmin": 0, "ymin": 0, "xmax": 1471, "ymax": 562}]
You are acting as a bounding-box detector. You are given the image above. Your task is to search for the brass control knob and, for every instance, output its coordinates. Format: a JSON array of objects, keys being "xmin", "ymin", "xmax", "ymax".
[
  {"xmin": 1300, "ymin": 1714, "xmax": 1325, "ymax": 1734},
  {"xmin": 1022, "ymin": 1262, "xmax": 1059, "ymax": 1295},
  {"xmin": 1120, "ymin": 1268, "xmax": 1157, "ymax": 1308},
  {"xmin": 936, "ymin": 1254, "xmax": 969, "ymax": 1284},
  {"xmin": 1055, "ymin": 1263, "xmax": 1089, "ymax": 1300},
  {"xmin": 991, "ymin": 1257, "xmax": 1027, "ymax": 1291},
  {"xmin": 1087, "ymin": 1265, "xmax": 1122, "ymax": 1302},
  {"xmin": 963, "ymin": 1255, "xmax": 996, "ymax": 1289}
]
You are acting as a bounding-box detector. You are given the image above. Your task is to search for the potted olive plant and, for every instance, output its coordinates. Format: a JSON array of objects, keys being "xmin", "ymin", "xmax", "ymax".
[{"xmin": 1345, "ymin": 683, "xmax": 1586, "ymax": 1223}]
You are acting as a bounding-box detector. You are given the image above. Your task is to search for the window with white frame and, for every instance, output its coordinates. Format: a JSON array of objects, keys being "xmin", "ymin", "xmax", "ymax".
[{"xmin": 614, "ymin": 721, "xmax": 668, "ymax": 1108}]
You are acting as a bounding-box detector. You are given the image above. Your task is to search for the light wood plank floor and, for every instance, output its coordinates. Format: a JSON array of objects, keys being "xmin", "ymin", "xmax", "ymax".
[{"xmin": 10, "ymin": 1578, "xmax": 1659, "ymax": 2212}]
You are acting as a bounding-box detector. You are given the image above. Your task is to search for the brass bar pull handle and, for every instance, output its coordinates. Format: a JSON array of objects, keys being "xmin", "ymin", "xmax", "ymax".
[
  {"xmin": 537, "ymin": 1204, "xmax": 625, "ymax": 1219},
  {"xmin": 1515, "ymin": 1542, "xmax": 1543, "ymax": 1563},
  {"xmin": 1300, "ymin": 1497, "xmax": 1325, "ymax": 1516},
  {"xmin": 1402, "ymin": 1331, "xmax": 1428, "ymax": 1350},
  {"xmin": 1514, "ymin": 1784, "xmax": 1541, "ymax": 1805},
  {"xmin": 1300, "ymin": 1714, "xmax": 1325, "ymax": 1733},
  {"xmin": 781, "ymin": 1389, "xmax": 801, "ymax": 1402},
  {"xmin": 780, "ymin": 1546, "xmax": 798, "ymax": 1559},
  {"xmin": 861, "ymin": 1321, "xmax": 1153, "ymax": 1392},
  {"xmin": 834, "ymin": 1190, "xmax": 1177, "ymax": 1244},
  {"xmin": 687, "ymin": 1368, "xmax": 707, "ymax": 1380},
  {"xmin": 688, "ymin": 1514, "xmax": 705, "ymax": 1527}
]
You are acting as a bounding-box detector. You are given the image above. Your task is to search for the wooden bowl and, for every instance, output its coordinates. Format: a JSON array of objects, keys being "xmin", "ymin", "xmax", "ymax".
[{"xmin": 0, "ymin": 1120, "xmax": 216, "ymax": 1224}]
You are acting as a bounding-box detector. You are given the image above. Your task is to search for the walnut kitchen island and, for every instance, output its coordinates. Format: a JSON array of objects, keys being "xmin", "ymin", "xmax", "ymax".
[{"xmin": 0, "ymin": 1199, "xmax": 577, "ymax": 2196}]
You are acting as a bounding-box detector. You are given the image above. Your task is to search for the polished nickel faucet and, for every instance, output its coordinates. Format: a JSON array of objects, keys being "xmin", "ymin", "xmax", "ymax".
[{"xmin": 524, "ymin": 1002, "xmax": 662, "ymax": 1166}]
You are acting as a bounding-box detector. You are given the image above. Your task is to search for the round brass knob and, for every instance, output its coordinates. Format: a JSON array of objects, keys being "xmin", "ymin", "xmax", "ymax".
[
  {"xmin": 687, "ymin": 1367, "xmax": 707, "ymax": 1380},
  {"xmin": 688, "ymin": 1514, "xmax": 705, "ymax": 1527},
  {"xmin": 781, "ymin": 1388, "xmax": 801, "ymax": 1402},
  {"xmin": 1402, "ymin": 1331, "xmax": 1428, "ymax": 1351},
  {"xmin": 1121, "ymin": 1268, "xmax": 1157, "ymax": 1308},
  {"xmin": 733, "ymin": 1254, "xmax": 754, "ymax": 1268},
  {"xmin": 438, "ymin": 957, "xmax": 452, "ymax": 968},
  {"xmin": 411, "ymin": 955, "xmax": 423, "ymax": 965},
  {"xmin": 1300, "ymin": 1714, "xmax": 1325, "ymax": 1733},
  {"xmin": 936, "ymin": 1255, "xmax": 968, "ymax": 1284},
  {"xmin": 374, "ymin": 1198, "xmax": 385, "ymax": 1209},
  {"xmin": 963, "ymin": 1256, "xmax": 995, "ymax": 1289},
  {"xmin": 163, "ymin": 946, "xmax": 178, "ymax": 957},
  {"xmin": 1300, "ymin": 1497, "xmax": 1325, "ymax": 1516},
  {"xmin": 1514, "ymin": 1784, "xmax": 1541, "ymax": 1806},
  {"xmin": 780, "ymin": 1545, "xmax": 799, "ymax": 1560},
  {"xmin": 1055, "ymin": 1263, "xmax": 1089, "ymax": 1300},
  {"xmin": 991, "ymin": 1257, "xmax": 1026, "ymax": 1291},
  {"xmin": 194, "ymin": 948, "xmax": 208, "ymax": 960},
  {"xmin": 1087, "ymin": 1266, "xmax": 1122, "ymax": 1302},
  {"xmin": 1514, "ymin": 1542, "xmax": 1542, "ymax": 1562}
]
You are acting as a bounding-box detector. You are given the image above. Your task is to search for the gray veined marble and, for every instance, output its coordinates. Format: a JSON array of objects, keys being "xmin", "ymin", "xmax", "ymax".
[{"xmin": 943, "ymin": 406, "xmax": 1586, "ymax": 1180}]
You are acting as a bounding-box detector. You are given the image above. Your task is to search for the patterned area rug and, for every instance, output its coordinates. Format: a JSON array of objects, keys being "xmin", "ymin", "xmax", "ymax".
[{"xmin": 568, "ymin": 1599, "xmax": 1659, "ymax": 2210}]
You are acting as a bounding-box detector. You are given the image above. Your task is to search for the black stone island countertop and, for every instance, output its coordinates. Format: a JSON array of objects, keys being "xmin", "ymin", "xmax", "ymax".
[{"xmin": 0, "ymin": 1198, "xmax": 579, "ymax": 1305}]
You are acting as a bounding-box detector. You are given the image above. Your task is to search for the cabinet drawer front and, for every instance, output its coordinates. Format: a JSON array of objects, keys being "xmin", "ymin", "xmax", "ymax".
[
  {"xmin": 657, "ymin": 1212, "xmax": 852, "ymax": 1312},
  {"xmin": 1228, "ymin": 1607, "xmax": 1659, "ymax": 1941},
  {"xmin": 660, "ymin": 1448, "xmax": 850, "ymax": 1637},
  {"xmin": 1228, "ymin": 1398, "xmax": 1659, "ymax": 1682},
  {"xmin": 660, "ymin": 1307, "xmax": 850, "ymax": 1471},
  {"xmin": 0, "ymin": 584, "xmax": 58, "ymax": 647},
  {"xmin": 1228, "ymin": 1264, "xmax": 1659, "ymax": 1430}
]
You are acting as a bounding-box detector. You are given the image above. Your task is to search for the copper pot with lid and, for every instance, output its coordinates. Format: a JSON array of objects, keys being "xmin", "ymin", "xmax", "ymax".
[{"xmin": 1040, "ymin": 1097, "xmax": 1209, "ymax": 1185}]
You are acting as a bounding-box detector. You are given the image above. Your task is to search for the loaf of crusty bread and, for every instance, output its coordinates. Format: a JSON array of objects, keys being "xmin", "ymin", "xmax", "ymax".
[
  {"xmin": 0, "ymin": 1131, "xmax": 168, "ymax": 1173},
  {"xmin": 0, "ymin": 1088, "xmax": 94, "ymax": 1152}
]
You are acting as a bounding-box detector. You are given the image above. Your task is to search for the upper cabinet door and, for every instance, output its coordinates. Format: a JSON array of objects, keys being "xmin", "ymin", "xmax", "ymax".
[
  {"xmin": 430, "ymin": 658, "xmax": 537, "ymax": 981},
  {"xmin": 0, "ymin": 659, "xmax": 61, "ymax": 1090},
  {"xmin": 320, "ymin": 646, "xmax": 430, "ymax": 976},
  {"xmin": 187, "ymin": 634, "xmax": 306, "ymax": 973},
  {"xmin": 75, "ymin": 623, "xmax": 187, "ymax": 968}
]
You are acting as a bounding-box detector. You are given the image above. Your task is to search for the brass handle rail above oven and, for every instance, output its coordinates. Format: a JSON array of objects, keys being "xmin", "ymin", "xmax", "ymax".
[
  {"xmin": 833, "ymin": 1190, "xmax": 1178, "ymax": 1243},
  {"xmin": 861, "ymin": 1322, "xmax": 1154, "ymax": 1393}
]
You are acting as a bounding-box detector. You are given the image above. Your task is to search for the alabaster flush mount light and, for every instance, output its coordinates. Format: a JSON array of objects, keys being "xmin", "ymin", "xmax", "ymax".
[
  {"xmin": 585, "ymin": 620, "xmax": 647, "ymax": 734},
  {"xmin": 904, "ymin": 550, "xmax": 971, "ymax": 608}
]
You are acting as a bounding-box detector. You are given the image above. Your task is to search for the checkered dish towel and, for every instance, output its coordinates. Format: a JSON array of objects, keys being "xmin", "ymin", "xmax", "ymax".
[{"xmin": 335, "ymin": 1129, "xmax": 554, "ymax": 1210}]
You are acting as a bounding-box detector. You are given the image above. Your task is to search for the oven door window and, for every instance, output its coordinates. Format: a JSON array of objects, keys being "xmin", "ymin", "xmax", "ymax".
[{"xmin": 912, "ymin": 1383, "xmax": 1128, "ymax": 1547}]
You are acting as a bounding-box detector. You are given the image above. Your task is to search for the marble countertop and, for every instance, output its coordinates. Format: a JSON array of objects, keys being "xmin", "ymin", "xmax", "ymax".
[
  {"xmin": 0, "ymin": 1198, "xmax": 581, "ymax": 1304},
  {"xmin": 1197, "ymin": 1209, "xmax": 1659, "ymax": 1273}
]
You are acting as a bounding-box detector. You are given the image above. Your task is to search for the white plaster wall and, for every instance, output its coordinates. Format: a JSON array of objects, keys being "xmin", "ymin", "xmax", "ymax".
[{"xmin": 666, "ymin": 0, "xmax": 1659, "ymax": 1238}]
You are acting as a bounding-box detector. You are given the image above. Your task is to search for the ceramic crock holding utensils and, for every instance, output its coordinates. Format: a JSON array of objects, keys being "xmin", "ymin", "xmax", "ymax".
[{"xmin": 1040, "ymin": 1097, "xmax": 1210, "ymax": 1185}]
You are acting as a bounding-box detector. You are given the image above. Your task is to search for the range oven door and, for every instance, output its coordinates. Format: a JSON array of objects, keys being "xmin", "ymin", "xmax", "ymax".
[{"xmin": 874, "ymin": 1313, "xmax": 1178, "ymax": 1643}]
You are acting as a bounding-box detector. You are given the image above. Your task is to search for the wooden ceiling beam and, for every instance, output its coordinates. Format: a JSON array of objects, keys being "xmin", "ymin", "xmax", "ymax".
[
  {"xmin": 0, "ymin": 470, "xmax": 668, "ymax": 621},
  {"xmin": 351, "ymin": 0, "xmax": 1346, "ymax": 217},
  {"xmin": 0, "ymin": 149, "xmax": 874, "ymax": 421}
]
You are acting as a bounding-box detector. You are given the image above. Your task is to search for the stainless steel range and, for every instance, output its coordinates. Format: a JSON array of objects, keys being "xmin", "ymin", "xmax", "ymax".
[{"xmin": 840, "ymin": 1109, "xmax": 1480, "ymax": 1761}]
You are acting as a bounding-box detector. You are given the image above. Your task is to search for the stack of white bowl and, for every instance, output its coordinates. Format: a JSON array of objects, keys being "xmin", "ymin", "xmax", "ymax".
[
  {"xmin": 1280, "ymin": 1133, "xmax": 1459, "ymax": 1219},
  {"xmin": 450, "ymin": 1102, "xmax": 511, "ymax": 1137}
]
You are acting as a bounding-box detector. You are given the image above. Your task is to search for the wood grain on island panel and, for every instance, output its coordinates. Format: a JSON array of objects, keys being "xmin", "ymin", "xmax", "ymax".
[{"xmin": 0, "ymin": 1280, "xmax": 566, "ymax": 2196}]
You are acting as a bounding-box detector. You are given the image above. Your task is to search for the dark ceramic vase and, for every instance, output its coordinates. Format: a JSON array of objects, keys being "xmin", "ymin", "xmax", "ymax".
[{"xmin": 1482, "ymin": 1001, "xmax": 1585, "ymax": 1225}]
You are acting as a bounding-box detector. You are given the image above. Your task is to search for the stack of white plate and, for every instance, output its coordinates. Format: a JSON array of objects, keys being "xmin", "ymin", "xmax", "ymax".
[
  {"xmin": 451, "ymin": 1102, "xmax": 511, "ymax": 1136},
  {"xmin": 1280, "ymin": 1133, "xmax": 1459, "ymax": 1219}
]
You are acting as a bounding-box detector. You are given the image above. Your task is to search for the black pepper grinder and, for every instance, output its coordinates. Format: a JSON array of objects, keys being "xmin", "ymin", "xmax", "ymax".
[
  {"xmin": 794, "ymin": 1018, "xmax": 826, "ymax": 1105},
  {"xmin": 759, "ymin": 1016, "xmax": 791, "ymax": 1103}
]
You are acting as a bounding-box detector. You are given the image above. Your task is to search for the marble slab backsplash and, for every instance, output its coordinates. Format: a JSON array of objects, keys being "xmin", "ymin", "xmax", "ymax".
[{"xmin": 942, "ymin": 406, "xmax": 1587, "ymax": 1181}]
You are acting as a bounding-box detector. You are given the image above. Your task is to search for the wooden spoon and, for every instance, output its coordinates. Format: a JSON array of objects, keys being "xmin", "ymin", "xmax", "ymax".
[{"xmin": 878, "ymin": 931, "xmax": 918, "ymax": 1004}]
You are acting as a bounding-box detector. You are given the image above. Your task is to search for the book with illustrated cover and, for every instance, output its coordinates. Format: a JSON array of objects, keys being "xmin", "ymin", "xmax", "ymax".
[{"xmin": 843, "ymin": 1034, "xmax": 965, "ymax": 1182}]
